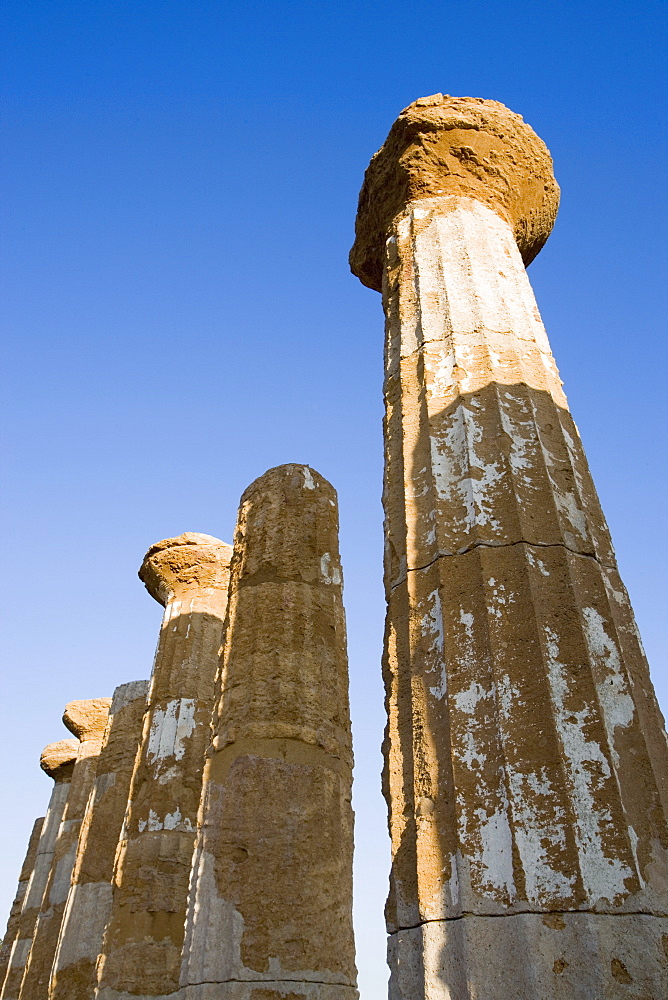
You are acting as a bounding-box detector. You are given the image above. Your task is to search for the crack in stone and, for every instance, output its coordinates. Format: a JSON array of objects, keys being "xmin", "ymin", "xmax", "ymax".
[
  {"xmin": 391, "ymin": 537, "xmax": 614, "ymax": 591},
  {"xmin": 393, "ymin": 908, "xmax": 668, "ymax": 932}
]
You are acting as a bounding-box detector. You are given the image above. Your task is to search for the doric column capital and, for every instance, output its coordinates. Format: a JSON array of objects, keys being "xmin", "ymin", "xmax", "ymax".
[
  {"xmin": 139, "ymin": 532, "xmax": 232, "ymax": 606},
  {"xmin": 350, "ymin": 93, "xmax": 559, "ymax": 291},
  {"xmin": 39, "ymin": 740, "xmax": 79, "ymax": 782},
  {"xmin": 62, "ymin": 698, "xmax": 112, "ymax": 741}
]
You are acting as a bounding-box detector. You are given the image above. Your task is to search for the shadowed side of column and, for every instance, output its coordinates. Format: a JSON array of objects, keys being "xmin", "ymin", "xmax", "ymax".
[
  {"xmin": 0, "ymin": 821, "xmax": 44, "ymax": 994},
  {"xmin": 20, "ymin": 699, "xmax": 111, "ymax": 1000},
  {"xmin": 0, "ymin": 741, "xmax": 78, "ymax": 1000},
  {"xmin": 96, "ymin": 534, "xmax": 231, "ymax": 1000},
  {"xmin": 181, "ymin": 464, "xmax": 358, "ymax": 1000},
  {"xmin": 49, "ymin": 681, "xmax": 149, "ymax": 1000}
]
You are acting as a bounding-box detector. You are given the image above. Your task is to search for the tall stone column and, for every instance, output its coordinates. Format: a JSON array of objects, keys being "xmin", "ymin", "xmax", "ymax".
[
  {"xmin": 96, "ymin": 533, "xmax": 232, "ymax": 999},
  {"xmin": 0, "ymin": 820, "xmax": 44, "ymax": 995},
  {"xmin": 2, "ymin": 742, "xmax": 79, "ymax": 1000},
  {"xmin": 19, "ymin": 700, "xmax": 110, "ymax": 1000},
  {"xmin": 1, "ymin": 742, "xmax": 78, "ymax": 999},
  {"xmin": 350, "ymin": 94, "xmax": 668, "ymax": 999},
  {"xmin": 49, "ymin": 680, "xmax": 149, "ymax": 1000},
  {"xmin": 180, "ymin": 465, "xmax": 357, "ymax": 1000}
]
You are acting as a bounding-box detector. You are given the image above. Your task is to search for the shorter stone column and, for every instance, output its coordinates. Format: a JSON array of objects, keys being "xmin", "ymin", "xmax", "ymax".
[
  {"xmin": 181, "ymin": 465, "xmax": 358, "ymax": 1000},
  {"xmin": 0, "ymin": 820, "xmax": 44, "ymax": 994},
  {"xmin": 97, "ymin": 534, "xmax": 231, "ymax": 999},
  {"xmin": 0, "ymin": 740, "xmax": 78, "ymax": 1000},
  {"xmin": 20, "ymin": 699, "xmax": 110, "ymax": 1000},
  {"xmin": 50, "ymin": 681, "xmax": 149, "ymax": 1000}
]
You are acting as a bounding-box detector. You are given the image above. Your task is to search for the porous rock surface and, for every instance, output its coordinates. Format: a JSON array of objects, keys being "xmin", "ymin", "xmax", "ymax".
[
  {"xmin": 39, "ymin": 740, "xmax": 79, "ymax": 781},
  {"xmin": 181, "ymin": 465, "xmax": 358, "ymax": 1000},
  {"xmin": 350, "ymin": 93, "xmax": 560, "ymax": 290},
  {"xmin": 351, "ymin": 95, "xmax": 668, "ymax": 999},
  {"xmin": 96, "ymin": 534, "xmax": 232, "ymax": 999}
]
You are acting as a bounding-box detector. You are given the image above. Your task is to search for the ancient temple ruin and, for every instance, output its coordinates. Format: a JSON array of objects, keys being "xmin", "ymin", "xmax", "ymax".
[
  {"xmin": 350, "ymin": 94, "xmax": 668, "ymax": 998},
  {"xmin": 2, "ymin": 96, "xmax": 667, "ymax": 1000},
  {"xmin": 1, "ymin": 465, "xmax": 357, "ymax": 1000}
]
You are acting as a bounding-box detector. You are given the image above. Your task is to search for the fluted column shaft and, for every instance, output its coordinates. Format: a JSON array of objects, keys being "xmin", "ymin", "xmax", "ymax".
[
  {"xmin": 380, "ymin": 194, "xmax": 668, "ymax": 997},
  {"xmin": 351, "ymin": 95, "xmax": 668, "ymax": 999},
  {"xmin": 50, "ymin": 681, "xmax": 149, "ymax": 1000},
  {"xmin": 180, "ymin": 464, "xmax": 357, "ymax": 1000},
  {"xmin": 20, "ymin": 700, "xmax": 110, "ymax": 1000},
  {"xmin": 1, "ymin": 741, "xmax": 78, "ymax": 1000},
  {"xmin": 0, "ymin": 820, "xmax": 44, "ymax": 997},
  {"xmin": 97, "ymin": 534, "xmax": 231, "ymax": 999}
]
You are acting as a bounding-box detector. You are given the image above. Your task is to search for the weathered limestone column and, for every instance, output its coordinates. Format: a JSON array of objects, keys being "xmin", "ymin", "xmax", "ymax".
[
  {"xmin": 96, "ymin": 533, "xmax": 232, "ymax": 999},
  {"xmin": 0, "ymin": 820, "xmax": 44, "ymax": 996},
  {"xmin": 180, "ymin": 465, "xmax": 357, "ymax": 1000},
  {"xmin": 350, "ymin": 94, "xmax": 668, "ymax": 999},
  {"xmin": 1, "ymin": 741, "xmax": 78, "ymax": 1000},
  {"xmin": 49, "ymin": 681, "xmax": 149, "ymax": 1000},
  {"xmin": 20, "ymin": 699, "xmax": 111, "ymax": 1000}
]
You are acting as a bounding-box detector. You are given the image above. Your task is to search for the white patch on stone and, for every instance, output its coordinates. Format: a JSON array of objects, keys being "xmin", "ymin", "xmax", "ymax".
[
  {"xmin": 146, "ymin": 698, "xmax": 197, "ymax": 765},
  {"xmin": 544, "ymin": 625, "xmax": 634, "ymax": 903},
  {"xmin": 582, "ymin": 606, "xmax": 635, "ymax": 769},
  {"xmin": 302, "ymin": 467, "xmax": 316, "ymax": 490},
  {"xmin": 526, "ymin": 549, "xmax": 550, "ymax": 576},
  {"xmin": 554, "ymin": 490, "xmax": 588, "ymax": 545},
  {"xmin": 320, "ymin": 552, "xmax": 342, "ymax": 585},
  {"xmin": 474, "ymin": 804, "xmax": 516, "ymax": 900},
  {"xmin": 452, "ymin": 680, "xmax": 490, "ymax": 715},
  {"xmin": 446, "ymin": 852, "xmax": 461, "ymax": 908}
]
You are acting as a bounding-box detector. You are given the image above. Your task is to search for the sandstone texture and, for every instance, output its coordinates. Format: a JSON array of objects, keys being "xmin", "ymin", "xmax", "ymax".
[
  {"xmin": 351, "ymin": 97, "xmax": 668, "ymax": 998},
  {"xmin": 96, "ymin": 534, "xmax": 232, "ymax": 999},
  {"xmin": 20, "ymin": 701, "xmax": 110, "ymax": 1000},
  {"xmin": 0, "ymin": 820, "xmax": 43, "ymax": 995},
  {"xmin": 62, "ymin": 698, "xmax": 113, "ymax": 741},
  {"xmin": 49, "ymin": 681, "xmax": 149, "ymax": 1000},
  {"xmin": 0, "ymin": 741, "xmax": 78, "ymax": 1000},
  {"xmin": 350, "ymin": 93, "xmax": 559, "ymax": 291},
  {"xmin": 181, "ymin": 465, "xmax": 357, "ymax": 1000},
  {"xmin": 39, "ymin": 740, "xmax": 80, "ymax": 782}
]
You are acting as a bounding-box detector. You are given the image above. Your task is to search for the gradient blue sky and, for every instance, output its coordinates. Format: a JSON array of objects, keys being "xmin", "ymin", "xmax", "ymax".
[{"xmin": 1, "ymin": 3, "xmax": 666, "ymax": 996}]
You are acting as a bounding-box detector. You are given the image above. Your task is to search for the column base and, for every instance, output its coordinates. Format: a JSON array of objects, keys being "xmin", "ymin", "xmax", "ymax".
[{"xmin": 389, "ymin": 913, "xmax": 668, "ymax": 1000}]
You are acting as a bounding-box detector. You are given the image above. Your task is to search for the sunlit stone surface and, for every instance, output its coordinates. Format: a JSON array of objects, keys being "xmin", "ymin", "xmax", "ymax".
[
  {"xmin": 96, "ymin": 534, "xmax": 232, "ymax": 1000},
  {"xmin": 180, "ymin": 465, "xmax": 358, "ymax": 1000},
  {"xmin": 351, "ymin": 93, "xmax": 668, "ymax": 999}
]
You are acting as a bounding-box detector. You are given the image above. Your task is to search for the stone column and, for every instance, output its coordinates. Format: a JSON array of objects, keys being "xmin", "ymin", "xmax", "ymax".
[
  {"xmin": 49, "ymin": 681, "xmax": 149, "ymax": 1000},
  {"xmin": 0, "ymin": 741, "xmax": 78, "ymax": 1000},
  {"xmin": 19, "ymin": 700, "xmax": 110, "ymax": 1000},
  {"xmin": 96, "ymin": 533, "xmax": 232, "ymax": 999},
  {"xmin": 0, "ymin": 820, "xmax": 44, "ymax": 996},
  {"xmin": 180, "ymin": 464, "xmax": 357, "ymax": 1000},
  {"xmin": 350, "ymin": 94, "xmax": 668, "ymax": 999}
]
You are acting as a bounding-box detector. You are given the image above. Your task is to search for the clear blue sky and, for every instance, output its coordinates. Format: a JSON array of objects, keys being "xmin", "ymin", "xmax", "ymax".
[{"xmin": 1, "ymin": 3, "xmax": 666, "ymax": 996}]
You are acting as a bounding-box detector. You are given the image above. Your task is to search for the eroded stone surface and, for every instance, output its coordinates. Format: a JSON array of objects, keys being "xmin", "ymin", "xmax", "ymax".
[
  {"xmin": 20, "ymin": 701, "xmax": 109, "ymax": 1000},
  {"xmin": 388, "ymin": 913, "xmax": 668, "ymax": 1000},
  {"xmin": 97, "ymin": 535, "xmax": 232, "ymax": 998},
  {"xmin": 50, "ymin": 681, "xmax": 149, "ymax": 1000},
  {"xmin": 351, "ymin": 96, "xmax": 668, "ymax": 997},
  {"xmin": 39, "ymin": 740, "xmax": 79, "ymax": 782},
  {"xmin": 350, "ymin": 94, "xmax": 560, "ymax": 290},
  {"xmin": 181, "ymin": 465, "xmax": 357, "ymax": 1000},
  {"xmin": 0, "ymin": 819, "xmax": 43, "ymax": 995},
  {"xmin": 0, "ymin": 742, "xmax": 77, "ymax": 999},
  {"xmin": 63, "ymin": 698, "xmax": 113, "ymax": 740}
]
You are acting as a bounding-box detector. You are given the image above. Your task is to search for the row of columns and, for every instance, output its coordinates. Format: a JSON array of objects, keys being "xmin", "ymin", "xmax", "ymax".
[{"xmin": 1, "ymin": 464, "xmax": 358, "ymax": 1000}]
